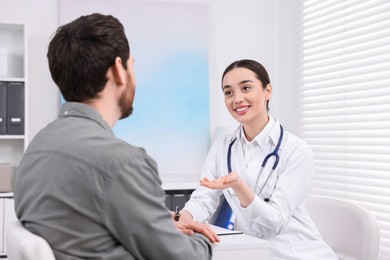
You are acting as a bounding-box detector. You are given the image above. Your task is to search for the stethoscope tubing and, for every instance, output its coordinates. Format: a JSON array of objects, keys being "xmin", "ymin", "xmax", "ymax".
[{"xmin": 227, "ymin": 124, "xmax": 284, "ymax": 200}]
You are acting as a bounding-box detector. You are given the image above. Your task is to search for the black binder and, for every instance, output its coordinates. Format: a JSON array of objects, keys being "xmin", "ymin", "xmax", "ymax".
[
  {"xmin": 6, "ymin": 82, "xmax": 24, "ymax": 135},
  {"xmin": 0, "ymin": 82, "xmax": 6, "ymax": 134}
]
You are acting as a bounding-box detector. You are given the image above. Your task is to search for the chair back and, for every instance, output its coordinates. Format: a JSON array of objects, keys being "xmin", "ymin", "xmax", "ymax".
[
  {"xmin": 6, "ymin": 220, "xmax": 56, "ymax": 260},
  {"xmin": 307, "ymin": 197, "xmax": 380, "ymax": 260}
]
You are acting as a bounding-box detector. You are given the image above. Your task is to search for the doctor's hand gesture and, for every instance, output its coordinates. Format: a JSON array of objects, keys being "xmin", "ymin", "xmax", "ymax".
[{"xmin": 200, "ymin": 172, "xmax": 255, "ymax": 208}]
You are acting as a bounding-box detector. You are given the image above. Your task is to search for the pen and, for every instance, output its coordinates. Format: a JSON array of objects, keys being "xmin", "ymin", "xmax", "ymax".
[{"xmin": 174, "ymin": 205, "xmax": 180, "ymax": 221}]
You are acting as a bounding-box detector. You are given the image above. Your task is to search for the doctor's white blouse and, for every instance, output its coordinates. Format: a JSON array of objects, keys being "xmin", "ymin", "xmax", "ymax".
[{"xmin": 184, "ymin": 116, "xmax": 337, "ymax": 260}]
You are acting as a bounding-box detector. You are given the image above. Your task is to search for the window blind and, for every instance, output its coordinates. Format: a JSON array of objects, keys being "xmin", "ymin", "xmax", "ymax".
[{"xmin": 299, "ymin": 0, "xmax": 390, "ymax": 259}]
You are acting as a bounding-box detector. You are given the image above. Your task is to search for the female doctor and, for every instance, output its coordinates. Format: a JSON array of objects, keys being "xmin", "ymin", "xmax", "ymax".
[{"xmin": 179, "ymin": 60, "xmax": 337, "ymax": 259}]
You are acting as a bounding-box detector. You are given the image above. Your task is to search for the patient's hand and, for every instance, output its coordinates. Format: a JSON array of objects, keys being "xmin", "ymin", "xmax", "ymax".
[{"xmin": 172, "ymin": 210, "xmax": 220, "ymax": 244}]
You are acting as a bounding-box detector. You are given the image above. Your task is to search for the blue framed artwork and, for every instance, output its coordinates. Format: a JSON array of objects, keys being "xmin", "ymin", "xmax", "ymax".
[{"xmin": 59, "ymin": 0, "xmax": 210, "ymax": 180}]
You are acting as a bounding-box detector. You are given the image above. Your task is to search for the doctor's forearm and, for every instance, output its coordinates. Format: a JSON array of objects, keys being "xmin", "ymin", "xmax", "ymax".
[{"xmin": 233, "ymin": 180, "xmax": 255, "ymax": 208}]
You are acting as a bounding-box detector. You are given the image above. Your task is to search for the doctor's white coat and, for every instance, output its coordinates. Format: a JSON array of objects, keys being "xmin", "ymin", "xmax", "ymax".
[{"xmin": 184, "ymin": 117, "xmax": 337, "ymax": 260}]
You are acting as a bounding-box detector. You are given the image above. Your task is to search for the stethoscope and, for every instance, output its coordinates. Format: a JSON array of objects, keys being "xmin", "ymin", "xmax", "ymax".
[{"xmin": 227, "ymin": 124, "xmax": 284, "ymax": 202}]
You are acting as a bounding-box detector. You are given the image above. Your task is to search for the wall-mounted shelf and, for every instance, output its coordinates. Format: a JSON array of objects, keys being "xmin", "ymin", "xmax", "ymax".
[
  {"xmin": 0, "ymin": 21, "xmax": 26, "ymax": 258},
  {"xmin": 0, "ymin": 22, "xmax": 27, "ymax": 166}
]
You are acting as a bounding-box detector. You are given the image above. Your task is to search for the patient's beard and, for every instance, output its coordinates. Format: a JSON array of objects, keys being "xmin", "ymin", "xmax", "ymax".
[{"xmin": 118, "ymin": 82, "xmax": 134, "ymax": 120}]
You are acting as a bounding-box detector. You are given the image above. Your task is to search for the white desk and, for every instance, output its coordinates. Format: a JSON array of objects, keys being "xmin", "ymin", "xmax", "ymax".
[{"xmin": 212, "ymin": 227, "xmax": 270, "ymax": 260}]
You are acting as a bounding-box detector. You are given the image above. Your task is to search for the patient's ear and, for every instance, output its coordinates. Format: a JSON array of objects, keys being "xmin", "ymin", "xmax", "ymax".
[{"xmin": 110, "ymin": 57, "xmax": 126, "ymax": 86}]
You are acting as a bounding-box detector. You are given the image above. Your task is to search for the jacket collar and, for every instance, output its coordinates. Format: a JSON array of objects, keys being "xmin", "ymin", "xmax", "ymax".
[{"xmin": 59, "ymin": 102, "xmax": 114, "ymax": 135}]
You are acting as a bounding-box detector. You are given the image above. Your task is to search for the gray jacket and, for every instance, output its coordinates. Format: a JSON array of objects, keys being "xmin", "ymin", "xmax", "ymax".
[{"xmin": 13, "ymin": 102, "xmax": 212, "ymax": 260}]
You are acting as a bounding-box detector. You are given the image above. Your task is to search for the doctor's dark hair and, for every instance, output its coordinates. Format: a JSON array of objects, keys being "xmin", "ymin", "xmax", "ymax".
[
  {"xmin": 47, "ymin": 13, "xmax": 130, "ymax": 102},
  {"xmin": 222, "ymin": 59, "xmax": 271, "ymax": 111}
]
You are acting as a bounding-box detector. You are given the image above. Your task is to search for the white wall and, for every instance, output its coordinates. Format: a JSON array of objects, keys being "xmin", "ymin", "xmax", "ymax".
[
  {"xmin": 208, "ymin": 0, "xmax": 300, "ymax": 136},
  {"xmin": 1, "ymin": 0, "xmax": 300, "ymax": 143},
  {"xmin": 272, "ymin": 0, "xmax": 300, "ymax": 135}
]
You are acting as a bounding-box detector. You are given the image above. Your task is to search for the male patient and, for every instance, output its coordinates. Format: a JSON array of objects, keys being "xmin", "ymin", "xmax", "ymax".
[{"xmin": 12, "ymin": 13, "xmax": 217, "ymax": 259}]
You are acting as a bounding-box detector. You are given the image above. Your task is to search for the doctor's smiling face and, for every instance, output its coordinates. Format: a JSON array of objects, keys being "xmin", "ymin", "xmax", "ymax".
[{"xmin": 222, "ymin": 60, "xmax": 272, "ymax": 131}]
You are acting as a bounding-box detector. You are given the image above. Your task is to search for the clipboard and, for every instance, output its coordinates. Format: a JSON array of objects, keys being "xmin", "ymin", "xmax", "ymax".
[{"xmin": 210, "ymin": 224, "xmax": 243, "ymax": 236}]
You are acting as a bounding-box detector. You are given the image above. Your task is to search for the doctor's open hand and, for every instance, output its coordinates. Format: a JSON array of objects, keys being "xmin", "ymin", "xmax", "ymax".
[
  {"xmin": 172, "ymin": 210, "xmax": 220, "ymax": 244},
  {"xmin": 200, "ymin": 172, "xmax": 255, "ymax": 208}
]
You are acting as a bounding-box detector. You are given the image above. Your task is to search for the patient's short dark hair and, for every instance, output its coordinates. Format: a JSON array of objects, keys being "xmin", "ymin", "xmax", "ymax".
[{"xmin": 47, "ymin": 13, "xmax": 130, "ymax": 102}]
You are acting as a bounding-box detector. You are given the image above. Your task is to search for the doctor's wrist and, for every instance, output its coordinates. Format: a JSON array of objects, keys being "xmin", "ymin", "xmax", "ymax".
[{"xmin": 233, "ymin": 180, "xmax": 255, "ymax": 208}]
